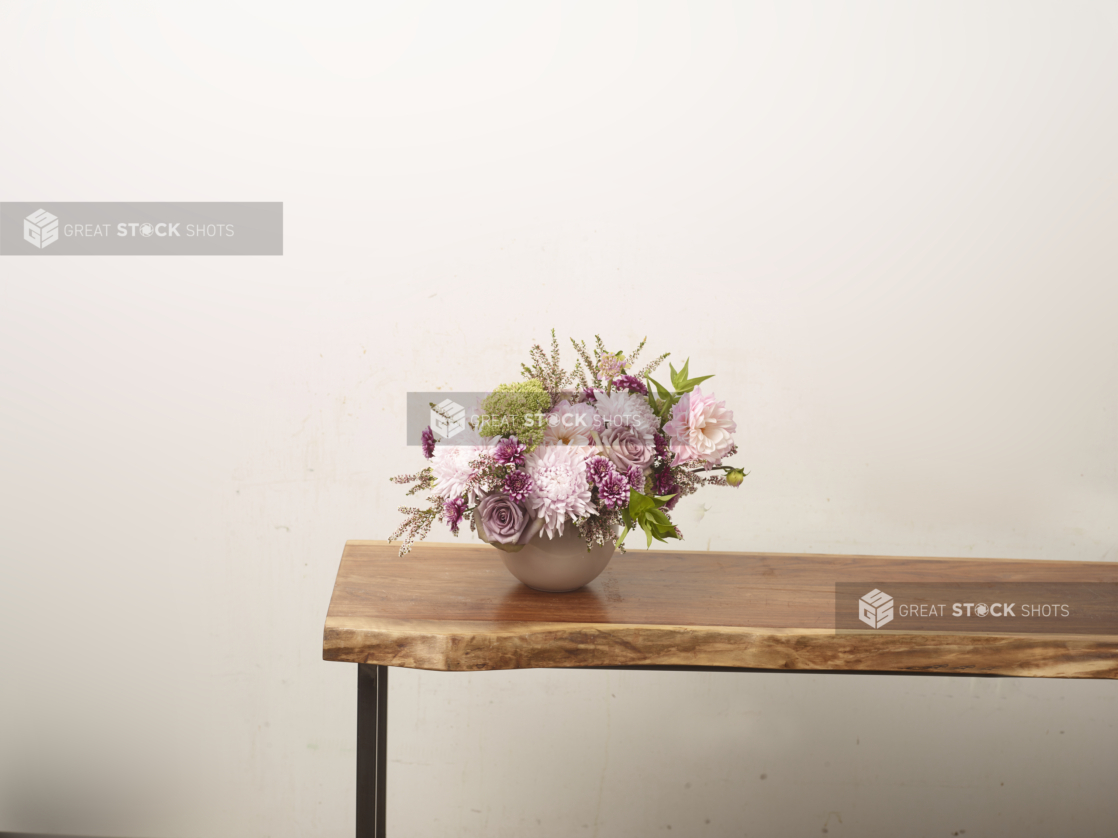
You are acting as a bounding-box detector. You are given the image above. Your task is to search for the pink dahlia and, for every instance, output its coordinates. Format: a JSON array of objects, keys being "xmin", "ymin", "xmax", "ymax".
[
  {"xmin": 524, "ymin": 444, "xmax": 596, "ymax": 538},
  {"xmin": 662, "ymin": 387, "xmax": 737, "ymax": 465}
]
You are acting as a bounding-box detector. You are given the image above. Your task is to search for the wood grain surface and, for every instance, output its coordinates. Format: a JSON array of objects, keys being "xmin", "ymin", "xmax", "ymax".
[{"xmin": 323, "ymin": 541, "xmax": 1118, "ymax": 678}]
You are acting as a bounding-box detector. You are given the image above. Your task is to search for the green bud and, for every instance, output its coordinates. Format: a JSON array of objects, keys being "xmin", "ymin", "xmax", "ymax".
[{"xmin": 726, "ymin": 468, "xmax": 746, "ymax": 487}]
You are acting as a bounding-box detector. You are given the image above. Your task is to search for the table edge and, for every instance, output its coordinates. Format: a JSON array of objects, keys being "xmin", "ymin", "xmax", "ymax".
[
  {"xmin": 322, "ymin": 615, "xmax": 1118, "ymax": 679},
  {"xmin": 346, "ymin": 539, "xmax": 1118, "ymax": 565}
]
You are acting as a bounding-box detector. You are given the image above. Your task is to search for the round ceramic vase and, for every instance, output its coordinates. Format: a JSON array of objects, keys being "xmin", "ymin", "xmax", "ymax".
[{"xmin": 492, "ymin": 526, "xmax": 615, "ymax": 592}]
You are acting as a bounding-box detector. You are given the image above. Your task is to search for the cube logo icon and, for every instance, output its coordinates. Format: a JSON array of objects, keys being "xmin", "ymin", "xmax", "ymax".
[
  {"xmin": 858, "ymin": 589, "xmax": 894, "ymax": 628},
  {"xmin": 431, "ymin": 398, "xmax": 466, "ymax": 439},
  {"xmin": 24, "ymin": 209, "xmax": 59, "ymax": 249}
]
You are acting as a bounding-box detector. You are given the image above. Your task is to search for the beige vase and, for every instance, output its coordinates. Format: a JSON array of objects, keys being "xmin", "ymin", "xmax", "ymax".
[{"xmin": 483, "ymin": 523, "xmax": 616, "ymax": 592}]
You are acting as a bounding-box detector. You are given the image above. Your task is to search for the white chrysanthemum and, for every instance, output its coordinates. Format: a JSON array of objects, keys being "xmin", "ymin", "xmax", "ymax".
[
  {"xmin": 430, "ymin": 445, "xmax": 476, "ymax": 500},
  {"xmin": 593, "ymin": 388, "xmax": 658, "ymax": 443},
  {"xmin": 524, "ymin": 444, "xmax": 596, "ymax": 538},
  {"xmin": 542, "ymin": 399, "xmax": 598, "ymax": 448},
  {"xmin": 430, "ymin": 425, "xmax": 493, "ymax": 501}
]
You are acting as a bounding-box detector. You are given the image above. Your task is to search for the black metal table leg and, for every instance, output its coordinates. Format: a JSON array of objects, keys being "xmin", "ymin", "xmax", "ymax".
[{"xmin": 357, "ymin": 664, "xmax": 388, "ymax": 838}]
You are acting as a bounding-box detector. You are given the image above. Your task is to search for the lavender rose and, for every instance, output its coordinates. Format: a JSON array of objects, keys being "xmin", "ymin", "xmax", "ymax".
[
  {"xmin": 599, "ymin": 424, "xmax": 654, "ymax": 472},
  {"xmin": 477, "ymin": 492, "xmax": 530, "ymax": 545}
]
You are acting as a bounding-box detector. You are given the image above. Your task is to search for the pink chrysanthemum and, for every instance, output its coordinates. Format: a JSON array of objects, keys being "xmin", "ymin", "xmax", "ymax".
[
  {"xmin": 524, "ymin": 444, "xmax": 596, "ymax": 538},
  {"xmin": 662, "ymin": 387, "xmax": 736, "ymax": 465}
]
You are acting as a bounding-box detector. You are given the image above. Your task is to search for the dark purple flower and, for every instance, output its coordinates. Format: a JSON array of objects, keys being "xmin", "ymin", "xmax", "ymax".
[
  {"xmin": 611, "ymin": 375, "xmax": 648, "ymax": 396},
  {"xmin": 476, "ymin": 492, "xmax": 530, "ymax": 544},
  {"xmin": 596, "ymin": 469, "xmax": 630, "ymax": 510},
  {"xmin": 581, "ymin": 387, "xmax": 597, "ymax": 404},
  {"xmin": 652, "ymin": 466, "xmax": 681, "ymax": 511},
  {"xmin": 422, "ymin": 426, "xmax": 437, "ymax": 459},
  {"xmin": 653, "ymin": 432, "xmax": 672, "ymax": 464},
  {"xmin": 586, "ymin": 455, "xmax": 615, "ymax": 486},
  {"xmin": 493, "ymin": 436, "xmax": 527, "ymax": 467},
  {"xmin": 503, "ymin": 469, "xmax": 534, "ymax": 503},
  {"xmin": 625, "ymin": 464, "xmax": 643, "ymax": 490},
  {"xmin": 444, "ymin": 497, "xmax": 467, "ymax": 533}
]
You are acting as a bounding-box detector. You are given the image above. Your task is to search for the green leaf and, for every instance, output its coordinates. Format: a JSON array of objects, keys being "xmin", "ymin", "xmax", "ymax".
[
  {"xmin": 647, "ymin": 375, "xmax": 673, "ymax": 402},
  {"xmin": 676, "ymin": 374, "xmax": 713, "ymax": 393},
  {"xmin": 669, "ymin": 361, "xmax": 684, "ymax": 391},
  {"xmin": 627, "ymin": 489, "xmax": 656, "ymax": 518},
  {"xmin": 664, "ymin": 360, "xmax": 713, "ymax": 396},
  {"xmin": 616, "ymin": 523, "xmax": 632, "ymax": 549}
]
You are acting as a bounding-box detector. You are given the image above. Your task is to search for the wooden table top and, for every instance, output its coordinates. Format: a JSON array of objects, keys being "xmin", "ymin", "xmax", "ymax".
[{"xmin": 323, "ymin": 541, "xmax": 1118, "ymax": 678}]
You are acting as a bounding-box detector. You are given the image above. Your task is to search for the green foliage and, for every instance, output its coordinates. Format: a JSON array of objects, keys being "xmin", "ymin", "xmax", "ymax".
[
  {"xmin": 669, "ymin": 358, "xmax": 713, "ymax": 393},
  {"xmin": 645, "ymin": 358, "xmax": 714, "ymax": 424},
  {"xmin": 477, "ymin": 379, "xmax": 551, "ymax": 450},
  {"xmin": 617, "ymin": 488, "xmax": 679, "ymax": 549}
]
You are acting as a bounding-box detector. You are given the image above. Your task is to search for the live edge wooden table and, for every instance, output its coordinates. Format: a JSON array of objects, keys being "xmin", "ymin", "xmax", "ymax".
[{"xmin": 322, "ymin": 540, "xmax": 1118, "ymax": 838}]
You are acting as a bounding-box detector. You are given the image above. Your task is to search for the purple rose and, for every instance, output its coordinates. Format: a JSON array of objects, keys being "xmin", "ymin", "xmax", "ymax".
[
  {"xmin": 600, "ymin": 424, "xmax": 654, "ymax": 472},
  {"xmin": 477, "ymin": 492, "xmax": 530, "ymax": 545}
]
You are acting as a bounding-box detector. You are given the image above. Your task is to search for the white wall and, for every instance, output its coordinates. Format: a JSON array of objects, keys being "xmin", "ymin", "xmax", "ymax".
[{"xmin": 1, "ymin": 2, "xmax": 1115, "ymax": 836}]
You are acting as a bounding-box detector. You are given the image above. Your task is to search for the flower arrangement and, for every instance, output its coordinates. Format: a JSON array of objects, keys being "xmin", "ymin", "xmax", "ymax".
[{"xmin": 389, "ymin": 332, "xmax": 748, "ymax": 556}]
